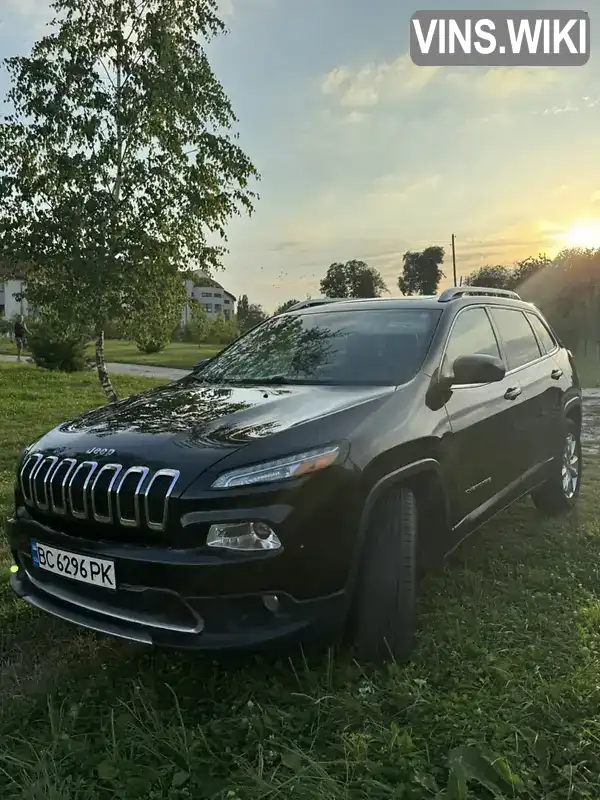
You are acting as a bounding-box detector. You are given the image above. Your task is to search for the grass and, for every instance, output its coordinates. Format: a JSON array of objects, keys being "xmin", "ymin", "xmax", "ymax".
[
  {"xmin": 2, "ymin": 363, "xmax": 600, "ymax": 798},
  {"xmin": 0, "ymin": 338, "xmax": 221, "ymax": 370},
  {"xmin": 573, "ymin": 353, "xmax": 600, "ymax": 389}
]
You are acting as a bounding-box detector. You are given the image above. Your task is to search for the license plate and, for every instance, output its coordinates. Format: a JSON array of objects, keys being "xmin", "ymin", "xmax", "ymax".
[{"xmin": 30, "ymin": 541, "xmax": 116, "ymax": 590}]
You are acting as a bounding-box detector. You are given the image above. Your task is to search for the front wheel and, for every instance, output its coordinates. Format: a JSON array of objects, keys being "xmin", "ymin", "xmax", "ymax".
[
  {"xmin": 531, "ymin": 418, "xmax": 582, "ymax": 514},
  {"xmin": 352, "ymin": 486, "xmax": 418, "ymax": 664}
]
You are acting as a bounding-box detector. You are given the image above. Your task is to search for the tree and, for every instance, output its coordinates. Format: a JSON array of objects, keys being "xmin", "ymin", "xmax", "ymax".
[
  {"xmin": 0, "ymin": 0, "xmax": 258, "ymax": 401},
  {"xmin": 320, "ymin": 260, "xmax": 387, "ymax": 299},
  {"xmin": 208, "ymin": 313, "xmax": 239, "ymax": 344},
  {"xmin": 512, "ymin": 254, "xmax": 551, "ymax": 288},
  {"xmin": 237, "ymin": 293, "xmax": 267, "ymax": 331},
  {"xmin": 398, "ymin": 247, "xmax": 445, "ymax": 296},
  {"xmin": 188, "ymin": 298, "xmax": 210, "ymax": 342},
  {"xmin": 123, "ymin": 269, "xmax": 186, "ymax": 353},
  {"xmin": 463, "ymin": 265, "xmax": 516, "ymax": 289},
  {"xmin": 274, "ymin": 298, "xmax": 300, "ymax": 315}
]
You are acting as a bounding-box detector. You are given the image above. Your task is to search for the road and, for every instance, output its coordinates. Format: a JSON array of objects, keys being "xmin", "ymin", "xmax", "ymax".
[{"xmin": 0, "ymin": 354, "xmax": 189, "ymax": 382}]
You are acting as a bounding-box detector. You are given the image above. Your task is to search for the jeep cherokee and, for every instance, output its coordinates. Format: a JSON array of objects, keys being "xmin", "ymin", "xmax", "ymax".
[{"xmin": 6, "ymin": 286, "xmax": 582, "ymax": 662}]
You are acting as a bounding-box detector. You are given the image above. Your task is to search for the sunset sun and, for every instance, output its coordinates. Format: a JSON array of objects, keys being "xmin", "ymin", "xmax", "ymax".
[{"xmin": 562, "ymin": 220, "xmax": 600, "ymax": 250}]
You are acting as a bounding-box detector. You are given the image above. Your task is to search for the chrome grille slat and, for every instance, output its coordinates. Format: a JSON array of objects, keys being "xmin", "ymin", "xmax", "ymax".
[
  {"xmin": 68, "ymin": 461, "xmax": 99, "ymax": 519},
  {"xmin": 52, "ymin": 458, "xmax": 77, "ymax": 514},
  {"xmin": 19, "ymin": 453, "xmax": 43, "ymax": 504},
  {"xmin": 21, "ymin": 454, "xmax": 179, "ymax": 532},
  {"xmin": 116, "ymin": 465, "xmax": 150, "ymax": 528},
  {"xmin": 143, "ymin": 469, "xmax": 181, "ymax": 531},
  {"xmin": 91, "ymin": 463, "xmax": 123, "ymax": 524},
  {"xmin": 33, "ymin": 456, "xmax": 59, "ymax": 511}
]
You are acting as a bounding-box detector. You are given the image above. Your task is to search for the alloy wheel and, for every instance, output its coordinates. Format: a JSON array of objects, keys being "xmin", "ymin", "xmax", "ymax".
[{"xmin": 562, "ymin": 432, "xmax": 580, "ymax": 499}]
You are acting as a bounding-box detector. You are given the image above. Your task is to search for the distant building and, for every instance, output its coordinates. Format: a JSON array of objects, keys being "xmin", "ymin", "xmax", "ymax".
[
  {"xmin": 0, "ymin": 267, "xmax": 235, "ymax": 324},
  {"xmin": 0, "ymin": 267, "xmax": 28, "ymax": 319},
  {"xmin": 181, "ymin": 270, "xmax": 236, "ymax": 324}
]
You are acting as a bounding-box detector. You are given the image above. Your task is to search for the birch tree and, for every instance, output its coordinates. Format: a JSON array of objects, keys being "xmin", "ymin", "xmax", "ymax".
[{"xmin": 0, "ymin": 0, "xmax": 258, "ymax": 401}]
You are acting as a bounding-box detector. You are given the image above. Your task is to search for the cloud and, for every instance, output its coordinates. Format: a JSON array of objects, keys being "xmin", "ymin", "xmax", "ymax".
[
  {"xmin": 365, "ymin": 172, "xmax": 441, "ymax": 209},
  {"xmin": 471, "ymin": 66, "xmax": 564, "ymax": 98},
  {"xmin": 320, "ymin": 53, "xmax": 439, "ymax": 109},
  {"xmin": 321, "ymin": 52, "xmax": 572, "ymax": 115}
]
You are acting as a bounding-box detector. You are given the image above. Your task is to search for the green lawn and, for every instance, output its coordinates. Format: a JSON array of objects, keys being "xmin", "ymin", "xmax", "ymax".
[
  {"xmin": 0, "ymin": 338, "xmax": 221, "ymax": 370},
  {"xmin": 573, "ymin": 353, "xmax": 600, "ymax": 389},
  {"xmin": 2, "ymin": 363, "xmax": 600, "ymax": 798}
]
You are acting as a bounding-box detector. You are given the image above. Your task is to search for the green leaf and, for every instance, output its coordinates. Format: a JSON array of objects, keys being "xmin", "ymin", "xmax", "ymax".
[
  {"xmin": 281, "ymin": 750, "xmax": 302, "ymax": 773},
  {"xmin": 447, "ymin": 745, "xmax": 522, "ymax": 797},
  {"xmin": 96, "ymin": 760, "xmax": 118, "ymax": 781},
  {"xmin": 171, "ymin": 770, "xmax": 190, "ymax": 788}
]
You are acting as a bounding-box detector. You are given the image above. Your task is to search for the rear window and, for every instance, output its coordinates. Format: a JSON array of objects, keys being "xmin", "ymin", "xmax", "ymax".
[
  {"xmin": 526, "ymin": 313, "xmax": 557, "ymax": 354},
  {"xmin": 490, "ymin": 308, "xmax": 542, "ymax": 370},
  {"xmin": 196, "ymin": 308, "xmax": 443, "ymax": 386}
]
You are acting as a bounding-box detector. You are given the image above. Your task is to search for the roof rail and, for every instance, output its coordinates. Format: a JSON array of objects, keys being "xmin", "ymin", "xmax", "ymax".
[
  {"xmin": 283, "ymin": 298, "xmax": 347, "ymax": 313},
  {"xmin": 438, "ymin": 286, "xmax": 521, "ymax": 303}
]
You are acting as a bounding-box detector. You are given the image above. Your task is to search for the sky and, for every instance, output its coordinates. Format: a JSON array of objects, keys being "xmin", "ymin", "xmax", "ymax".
[{"xmin": 1, "ymin": 0, "xmax": 600, "ymax": 312}]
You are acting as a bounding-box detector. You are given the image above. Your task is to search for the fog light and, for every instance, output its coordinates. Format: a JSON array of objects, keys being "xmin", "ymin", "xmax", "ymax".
[
  {"xmin": 206, "ymin": 521, "xmax": 281, "ymax": 551},
  {"xmin": 262, "ymin": 594, "xmax": 280, "ymax": 613},
  {"xmin": 10, "ymin": 565, "xmax": 18, "ymax": 574}
]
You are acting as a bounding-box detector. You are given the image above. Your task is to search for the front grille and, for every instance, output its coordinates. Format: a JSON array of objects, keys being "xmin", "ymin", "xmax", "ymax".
[{"xmin": 20, "ymin": 453, "xmax": 180, "ymax": 532}]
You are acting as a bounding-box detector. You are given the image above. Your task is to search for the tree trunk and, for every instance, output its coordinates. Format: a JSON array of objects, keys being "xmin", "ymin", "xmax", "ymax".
[{"xmin": 95, "ymin": 330, "xmax": 118, "ymax": 403}]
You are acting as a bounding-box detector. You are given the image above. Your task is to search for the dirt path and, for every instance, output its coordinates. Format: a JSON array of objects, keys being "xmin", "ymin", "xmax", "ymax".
[{"xmin": 0, "ymin": 353, "xmax": 188, "ymax": 382}]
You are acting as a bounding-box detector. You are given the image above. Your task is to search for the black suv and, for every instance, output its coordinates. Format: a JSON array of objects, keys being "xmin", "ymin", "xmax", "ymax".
[{"xmin": 7, "ymin": 287, "xmax": 582, "ymax": 662}]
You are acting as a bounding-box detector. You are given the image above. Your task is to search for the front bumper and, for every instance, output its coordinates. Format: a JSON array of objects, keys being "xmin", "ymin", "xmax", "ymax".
[{"xmin": 7, "ymin": 514, "xmax": 349, "ymax": 653}]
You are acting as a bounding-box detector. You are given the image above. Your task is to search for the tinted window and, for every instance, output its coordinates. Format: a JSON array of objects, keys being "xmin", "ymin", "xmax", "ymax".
[
  {"xmin": 442, "ymin": 308, "xmax": 500, "ymax": 376},
  {"xmin": 196, "ymin": 308, "xmax": 442, "ymax": 386},
  {"xmin": 527, "ymin": 313, "xmax": 556, "ymax": 354},
  {"xmin": 490, "ymin": 308, "xmax": 542, "ymax": 370}
]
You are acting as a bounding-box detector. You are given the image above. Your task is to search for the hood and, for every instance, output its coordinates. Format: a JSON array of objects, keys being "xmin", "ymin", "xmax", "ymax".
[{"xmin": 30, "ymin": 376, "xmax": 394, "ymax": 482}]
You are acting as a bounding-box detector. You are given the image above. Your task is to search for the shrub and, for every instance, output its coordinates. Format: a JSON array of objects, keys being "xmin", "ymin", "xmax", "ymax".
[
  {"xmin": 206, "ymin": 315, "xmax": 240, "ymax": 345},
  {"xmin": 178, "ymin": 321, "xmax": 204, "ymax": 344},
  {"xmin": 28, "ymin": 322, "xmax": 90, "ymax": 372},
  {"xmin": 135, "ymin": 336, "xmax": 167, "ymax": 354}
]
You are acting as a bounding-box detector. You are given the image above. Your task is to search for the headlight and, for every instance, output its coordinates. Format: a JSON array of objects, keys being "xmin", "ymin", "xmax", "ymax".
[{"xmin": 211, "ymin": 444, "xmax": 340, "ymax": 489}]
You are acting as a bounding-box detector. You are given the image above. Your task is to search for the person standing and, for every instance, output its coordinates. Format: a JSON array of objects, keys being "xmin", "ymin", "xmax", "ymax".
[{"xmin": 13, "ymin": 314, "xmax": 29, "ymax": 362}]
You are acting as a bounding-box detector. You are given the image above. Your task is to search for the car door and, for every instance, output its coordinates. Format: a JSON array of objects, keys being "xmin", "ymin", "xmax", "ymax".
[
  {"xmin": 441, "ymin": 305, "xmax": 527, "ymax": 527},
  {"xmin": 488, "ymin": 307, "xmax": 562, "ymax": 484}
]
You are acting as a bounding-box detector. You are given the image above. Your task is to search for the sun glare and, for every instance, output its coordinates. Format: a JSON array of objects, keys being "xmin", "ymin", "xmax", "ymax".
[{"xmin": 562, "ymin": 220, "xmax": 600, "ymax": 250}]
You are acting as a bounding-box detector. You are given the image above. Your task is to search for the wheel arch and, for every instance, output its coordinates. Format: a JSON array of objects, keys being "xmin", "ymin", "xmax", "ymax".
[
  {"xmin": 347, "ymin": 459, "xmax": 451, "ymax": 593},
  {"xmin": 564, "ymin": 395, "xmax": 582, "ymax": 430}
]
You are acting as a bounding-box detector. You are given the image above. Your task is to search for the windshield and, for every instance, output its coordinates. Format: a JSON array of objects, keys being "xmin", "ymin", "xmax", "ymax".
[{"xmin": 196, "ymin": 308, "xmax": 442, "ymax": 386}]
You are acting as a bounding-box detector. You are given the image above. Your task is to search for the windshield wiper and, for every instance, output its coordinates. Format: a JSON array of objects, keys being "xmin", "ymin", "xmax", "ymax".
[
  {"xmin": 192, "ymin": 374, "xmax": 299, "ymax": 386},
  {"xmin": 231, "ymin": 375, "xmax": 294, "ymax": 385}
]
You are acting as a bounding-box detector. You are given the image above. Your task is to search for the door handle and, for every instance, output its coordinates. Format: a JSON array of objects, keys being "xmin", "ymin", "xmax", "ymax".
[
  {"xmin": 504, "ymin": 386, "xmax": 522, "ymax": 400},
  {"xmin": 551, "ymin": 368, "xmax": 563, "ymax": 380}
]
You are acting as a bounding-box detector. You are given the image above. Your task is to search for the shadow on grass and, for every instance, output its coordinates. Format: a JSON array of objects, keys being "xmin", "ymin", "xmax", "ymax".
[
  {"xmin": 0, "ymin": 454, "xmax": 599, "ymax": 797},
  {"xmin": 3, "ymin": 472, "xmax": 600, "ymax": 797}
]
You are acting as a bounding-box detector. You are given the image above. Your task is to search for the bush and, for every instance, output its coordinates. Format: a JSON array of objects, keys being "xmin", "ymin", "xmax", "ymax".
[
  {"xmin": 28, "ymin": 322, "xmax": 90, "ymax": 372},
  {"xmin": 135, "ymin": 336, "xmax": 167, "ymax": 354},
  {"xmin": 178, "ymin": 321, "xmax": 205, "ymax": 344},
  {"xmin": 206, "ymin": 316, "xmax": 240, "ymax": 345}
]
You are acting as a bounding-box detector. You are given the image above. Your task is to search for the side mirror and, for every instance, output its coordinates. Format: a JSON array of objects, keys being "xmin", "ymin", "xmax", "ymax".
[
  {"xmin": 193, "ymin": 358, "xmax": 211, "ymax": 371},
  {"xmin": 451, "ymin": 354, "xmax": 506, "ymax": 385}
]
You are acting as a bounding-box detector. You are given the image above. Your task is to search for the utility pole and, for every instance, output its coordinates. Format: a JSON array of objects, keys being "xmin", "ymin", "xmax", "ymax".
[{"xmin": 451, "ymin": 234, "xmax": 457, "ymax": 286}]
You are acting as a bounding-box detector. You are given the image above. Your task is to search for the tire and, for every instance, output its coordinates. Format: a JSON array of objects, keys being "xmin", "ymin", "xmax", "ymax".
[
  {"xmin": 531, "ymin": 418, "xmax": 582, "ymax": 515},
  {"xmin": 352, "ymin": 486, "xmax": 418, "ymax": 664}
]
